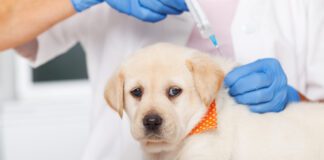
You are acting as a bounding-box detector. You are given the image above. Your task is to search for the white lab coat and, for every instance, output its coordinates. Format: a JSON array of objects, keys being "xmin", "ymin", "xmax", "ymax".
[{"xmin": 31, "ymin": 0, "xmax": 324, "ymax": 159}]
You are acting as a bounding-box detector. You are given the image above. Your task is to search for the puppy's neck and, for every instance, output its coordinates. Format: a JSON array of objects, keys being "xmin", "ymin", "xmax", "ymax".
[{"xmin": 216, "ymin": 85, "xmax": 236, "ymax": 113}]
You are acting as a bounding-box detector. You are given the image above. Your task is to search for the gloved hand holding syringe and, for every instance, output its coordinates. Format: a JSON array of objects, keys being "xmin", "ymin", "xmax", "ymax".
[{"xmin": 185, "ymin": 0, "xmax": 221, "ymax": 48}]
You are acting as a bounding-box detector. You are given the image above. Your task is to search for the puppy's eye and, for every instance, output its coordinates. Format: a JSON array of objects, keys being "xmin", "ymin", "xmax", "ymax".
[
  {"xmin": 130, "ymin": 88, "xmax": 143, "ymax": 98},
  {"xmin": 168, "ymin": 87, "xmax": 182, "ymax": 98}
]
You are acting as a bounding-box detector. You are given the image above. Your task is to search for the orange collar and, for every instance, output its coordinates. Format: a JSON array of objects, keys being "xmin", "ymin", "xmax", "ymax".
[{"xmin": 188, "ymin": 100, "xmax": 217, "ymax": 136}]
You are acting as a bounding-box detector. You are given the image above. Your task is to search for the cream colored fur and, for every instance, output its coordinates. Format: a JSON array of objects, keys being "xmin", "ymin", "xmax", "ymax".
[{"xmin": 105, "ymin": 43, "xmax": 324, "ymax": 160}]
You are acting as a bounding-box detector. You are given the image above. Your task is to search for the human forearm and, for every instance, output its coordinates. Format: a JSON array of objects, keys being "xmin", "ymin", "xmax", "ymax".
[
  {"xmin": 14, "ymin": 39, "xmax": 38, "ymax": 61},
  {"xmin": 0, "ymin": 0, "xmax": 76, "ymax": 51}
]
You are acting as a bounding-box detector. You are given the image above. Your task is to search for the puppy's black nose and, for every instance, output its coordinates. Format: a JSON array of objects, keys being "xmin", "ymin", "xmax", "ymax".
[{"xmin": 143, "ymin": 114, "xmax": 163, "ymax": 131}]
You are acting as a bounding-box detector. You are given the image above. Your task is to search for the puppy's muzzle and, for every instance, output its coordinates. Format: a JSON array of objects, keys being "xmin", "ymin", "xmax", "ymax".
[{"xmin": 143, "ymin": 114, "xmax": 163, "ymax": 133}]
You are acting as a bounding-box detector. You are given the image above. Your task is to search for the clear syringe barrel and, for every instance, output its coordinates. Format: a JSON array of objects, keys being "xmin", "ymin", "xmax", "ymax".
[{"xmin": 185, "ymin": 0, "xmax": 214, "ymax": 39}]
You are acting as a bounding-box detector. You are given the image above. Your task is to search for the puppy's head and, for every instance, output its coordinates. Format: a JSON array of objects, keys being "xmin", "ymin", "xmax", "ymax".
[{"xmin": 105, "ymin": 43, "xmax": 224, "ymax": 153}]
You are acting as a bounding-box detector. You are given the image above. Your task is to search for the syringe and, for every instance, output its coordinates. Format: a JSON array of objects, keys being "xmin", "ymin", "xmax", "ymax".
[{"xmin": 185, "ymin": 0, "xmax": 220, "ymax": 48}]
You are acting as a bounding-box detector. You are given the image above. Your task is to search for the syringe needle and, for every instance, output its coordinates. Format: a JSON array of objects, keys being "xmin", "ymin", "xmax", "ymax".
[
  {"xmin": 185, "ymin": 0, "xmax": 220, "ymax": 47},
  {"xmin": 209, "ymin": 35, "xmax": 219, "ymax": 47}
]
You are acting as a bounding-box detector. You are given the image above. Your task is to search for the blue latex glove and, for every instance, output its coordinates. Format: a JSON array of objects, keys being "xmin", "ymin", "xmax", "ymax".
[
  {"xmin": 70, "ymin": 0, "xmax": 103, "ymax": 12},
  {"xmin": 139, "ymin": 0, "xmax": 188, "ymax": 14},
  {"xmin": 224, "ymin": 58, "xmax": 300, "ymax": 113},
  {"xmin": 71, "ymin": 0, "xmax": 187, "ymax": 22}
]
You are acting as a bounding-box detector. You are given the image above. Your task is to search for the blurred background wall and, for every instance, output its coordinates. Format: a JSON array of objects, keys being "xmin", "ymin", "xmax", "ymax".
[{"xmin": 0, "ymin": 45, "xmax": 91, "ymax": 160}]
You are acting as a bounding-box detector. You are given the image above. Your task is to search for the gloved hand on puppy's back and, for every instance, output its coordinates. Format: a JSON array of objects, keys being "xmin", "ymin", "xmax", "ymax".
[
  {"xmin": 70, "ymin": 0, "xmax": 188, "ymax": 22},
  {"xmin": 224, "ymin": 58, "xmax": 300, "ymax": 113}
]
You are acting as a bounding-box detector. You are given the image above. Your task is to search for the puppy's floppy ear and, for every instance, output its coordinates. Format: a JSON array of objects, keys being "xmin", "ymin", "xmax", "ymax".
[
  {"xmin": 186, "ymin": 53, "xmax": 224, "ymax": 106},
  {"xmin": 104, "ymin": 70, "xmax": 125, "ymax": 118}
]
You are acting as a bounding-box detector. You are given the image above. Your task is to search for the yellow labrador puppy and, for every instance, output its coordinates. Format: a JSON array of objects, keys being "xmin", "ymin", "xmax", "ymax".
[{"xmin": 105, "ymin": 43, "xmax": 324, "ymax": 160}]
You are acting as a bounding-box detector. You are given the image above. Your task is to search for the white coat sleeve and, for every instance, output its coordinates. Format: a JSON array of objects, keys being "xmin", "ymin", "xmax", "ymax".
[
  {"xmin": 305, "ymin": 0, "xmax": 324, "ymax": 101},
  {"xmin": 32, "ymin": 12, "xmax": 89, "ymax": 67}
]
